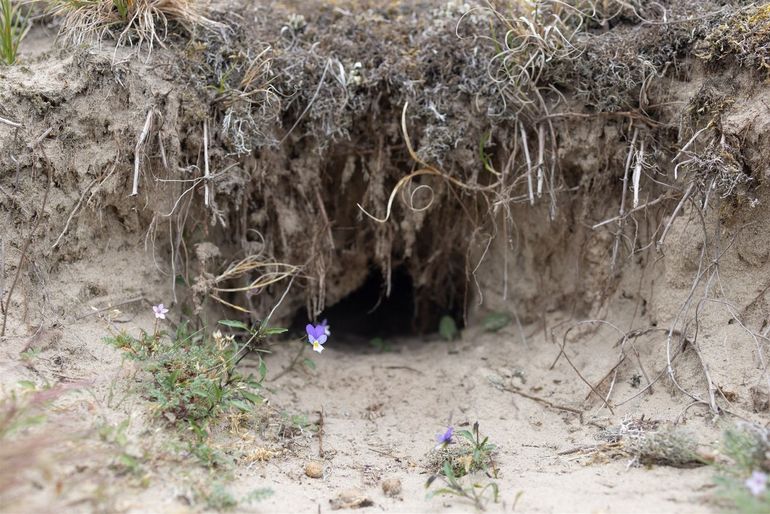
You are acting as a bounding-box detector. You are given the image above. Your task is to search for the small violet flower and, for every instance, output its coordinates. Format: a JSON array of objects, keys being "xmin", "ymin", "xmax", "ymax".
[
  {"xmin": 320, "ymin": 319, "xmax": 331, "ymax": 337},
  {"xmin": 745, "ymin": 470, "xmax": 768, "ymax": 497},
  {"xmin": 306, "ymin": 322, "xmax": 329, "ymax": 354},
  {"xmin": 153, "ymin": 303, "xmax": 169, "ymax": 320},
  {"xmin": 435, "ymin": 426, "xmax": 454, "ymax": 449}
]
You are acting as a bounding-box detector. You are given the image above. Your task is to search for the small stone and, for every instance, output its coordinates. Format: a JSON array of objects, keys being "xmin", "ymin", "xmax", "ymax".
[
  {"xmin": 381, "ymin": 477, "xmax": 401, "ymax": 497},
  {"xmin": 304, "ymin": 461, "xmax": 323, "ymax": 478},
  {"xmin": 330, "ymin": 488, "xmax": 373, "ymax": 510}
]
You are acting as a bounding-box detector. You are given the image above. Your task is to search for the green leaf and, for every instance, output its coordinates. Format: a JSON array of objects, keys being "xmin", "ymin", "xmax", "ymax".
[
  {"xmin": 261, "ymin": 327, "xmax": 287, "ymax": 335},
  {"xmin": 511, "ymin": 490, "xmax": 523, "ymax": 510},
  {"xmin": 117, "ymin": 453, "xmax": 138, "ymax": 469},
  {"xmin": 369, "ymin": 337, "xmax": 392, "ymax": 352},
  {"xmin": 258, "ymin": 358, "xmax": 267, "ymax": 382},
  {"xmin": 457, "ymin": 429, "xmax": 476, "ymax": 444},
  {"xmin": 229, "ymin": 399, "xmax": 253, "ymax": 412},
  {"xmin": 487, "ymin": 482, "xmax": 500, "ymax": 502},
  {"xmin": 218, "ymin": 320, "xmax": 249, "ymax": 330},
  {"xmin": 482, "ymin": 311, "xmax": 511, "ymax": 332},
  {"xmin": 243, "ymin": 488, "xmax": 273, "ymax": 503},
  {"xmin": 441, "ymin": 461, "xmax": 456, "ymax": 480},
  {"xmin": 241, "ymin": 391, "xmax": 263, "ymax": 404},
  {"xmin": 302, "ymin": 358, "xmax": 316, "ymax": 370},
  {"xmin": 430, "ymin": 487, "xmax": 461, "ymax": 498},
  {"xmin": 439, "ymin": 315, "xmax": 459, "ymax": 341},
  {"xmin": 479, "ymin": 131, "xmax": 497, "ymax": 175}
]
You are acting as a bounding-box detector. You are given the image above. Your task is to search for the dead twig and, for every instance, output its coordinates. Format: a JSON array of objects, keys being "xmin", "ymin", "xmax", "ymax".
[
  {"xmin": 1, "ymin": 163, "xmax": 52, "ymax": 336},
  {"xmin": 51, "ymin": 176, "xmax": 100, "ymax": 249},
  {"xmin": 592, "ymin": 193, "xmax": 671, "ymax": 229},
  {"xmin": 317, "ymin": 409, "xmax": 325, "ymax": 458},
  {"xmin": 549, "ymin": 320, "xmax": 623, "ymax": 414},
  {"xmin": 489, "ymin": 378, "xmax": 583, "ymax": 418},
  {"xmin": 0, "ymin": 115, "xmax": 22, "ymax": 128},
  {"xmin": 72, "ymin": 296, "xmax": 145, "ymax": 321},
  {"xmin": 657, "ymin": 183, "xmax": 693, "ymax": 249}
]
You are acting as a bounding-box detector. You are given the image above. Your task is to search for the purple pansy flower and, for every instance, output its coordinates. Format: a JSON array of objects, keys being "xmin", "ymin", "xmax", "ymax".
[
  {"xmin": 306, "ymin": 323, "xmax": 328, "ymax": 354},
  {"xmin": 435, "ymin": 426, "xmax": 454, "ymax": 449},
  {"xmin": 153, "ymin": 303, "xmax": 169, "ymax": 320},
  {"xmin": 746, "ymin": 470, "xmax": 768, "ymax": 497},
  {"xmin": 320, "ymin": 319, "xmax": 331, "ymax": 337}
]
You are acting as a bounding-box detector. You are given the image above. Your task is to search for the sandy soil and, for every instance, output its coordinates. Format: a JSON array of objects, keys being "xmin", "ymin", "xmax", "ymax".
[
  {"xmin": 256, "ymin": 328, "xmax": 717, "ymax": 514},
  {"xmin": 0, "ymin": 291, "xmax": 723, "ymax": 513}
]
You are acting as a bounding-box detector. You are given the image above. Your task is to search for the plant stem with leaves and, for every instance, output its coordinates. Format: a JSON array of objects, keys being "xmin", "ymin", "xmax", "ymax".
[{"xmin": 0, "ymin": 0, "xmax": 29, "ymax": 65}]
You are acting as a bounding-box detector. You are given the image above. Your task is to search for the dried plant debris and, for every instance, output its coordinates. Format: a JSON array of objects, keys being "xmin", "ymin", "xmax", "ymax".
[
  {"xmin": 565, "ymin": 417, "xmax": 708, "ymax": 468},
  {"xmin": 696, "ymin": 4, "xmax": 770, "ymax": 71},
  {"xmin": 50, "ymin": 0, "xmax": 224, "ymax": 52}
]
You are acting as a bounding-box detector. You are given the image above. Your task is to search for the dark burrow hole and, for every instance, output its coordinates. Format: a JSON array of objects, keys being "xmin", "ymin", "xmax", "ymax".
[{"xmin": 291, "ymin": 266, "xmax": 464, "ymax": 342}]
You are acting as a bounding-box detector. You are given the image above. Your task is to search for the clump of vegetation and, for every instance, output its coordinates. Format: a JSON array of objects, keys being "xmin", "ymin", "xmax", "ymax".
[
  {"xmin": 482, "ymin": 311, "xmax": 511, "ymax": 333},
  {"xmin": 103, "ymin": 304, "xmax": 286, "ymax": 509},
  {"xmin": 713, "ymin": 422, "xmax": 770, "ymax": 513},
  {"xmin": 427, "ymin": 422, "xmax": 497, "ymax": 477},
  {"xmin": 105, "ymin": 315, "xmax": 276, "ymax": 427},
  {"xmin": 426, "ymin": 462, "xmax": 501, "ymax": 512},
  {"xmin": 0, "ymin": 0, "xmax": 29, "ymax": 65},
  {"xmin": 600, "ymin": 417, "xmax": 706, "ymax": 468},
  {"xmin": 369, "ymin": 337, "xmax": 392, "ymax": 352},
  {"xmin": 197, "ymin": 481, "xmax": 273, "ymax": 511},
  {"xmin": 50, "ymin": 0, "xmax": 222, "ymax": 52},
  {"xmin": 97, "ymin": 418, "xmax": 148, "ymax": 483},
  {"xmin": 696, "ymin": 4, "xmax": 770, "ymax": 71},
  {"xmin": 438, "ymin": 315, "xmax": 460, "ymax": 342},
  {"xmin": 625, "ymin": 428, "xmax": 705, "ymax": 468},
  {"xmin": 426, "ymin": 422, "xmax": 502, "ymax": 510}
]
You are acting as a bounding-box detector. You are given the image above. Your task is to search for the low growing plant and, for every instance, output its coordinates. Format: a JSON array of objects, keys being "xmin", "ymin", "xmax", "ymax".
[
  {"xmin": 105, "ymin": 304, "xmax": 286, "ymax": 429},
  {"xmin": 426, "ymin": 462, "xmax": 499, "ymax": 511},
  {"xmin": 426, "ymin": 422, "xmax": 501, "ymax": 511},
  {"xmin": 198, "ymin": 481, "xmax": 273, "ymax": 511},
  {"xmin": 429, "ymin": 422, "xmax": 498, "ymax": 478},
  {"xmin": 713, "ymin": 423, "xmax": 770, "ymax": 513}
]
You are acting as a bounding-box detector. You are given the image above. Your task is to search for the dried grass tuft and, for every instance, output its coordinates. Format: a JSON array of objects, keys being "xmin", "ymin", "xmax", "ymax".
[{"xmin": 50, "ymin": 0, "xmax": 223, "ymax": 53}]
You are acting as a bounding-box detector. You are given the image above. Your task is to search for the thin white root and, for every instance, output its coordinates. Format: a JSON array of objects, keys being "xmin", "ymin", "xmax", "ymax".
[
  {"xmin": 0, "ymin": 115, "xmax": 22, "ymax": 128},
  {"xmin": 0, "ymin": 238, "xmax": 4, "ymax": 309},
  {"xmin": 203, "ymin": 119, "xmax": 210, "ymax": 207},
  {"xmin": 357, "ymin": 102, "xmax": 497, "ymax": 223},
  {"xmin": 592, "ymin": 194, "xmax": 669, "ymax": 229},
  {"xmin": 519, "ymin": 123, "xmax": 534, "ymax": 206},
  {"xmin": 536, "ymin": 123, "xmax": 545, "ymax": 198},
  {"xmin": 131, "ymin": 110, "xmax": 154, "ymax": 197},
  {"xmin": 632, "ymin": 139, "xmax": 644, "ymax": 208},
  {"xmin": 612, "ymin": 127, "xmax": 637, "ymax": 268},
  {"xmin": 657, "ymin": 183, "xmax": 694, "ymax": 249},
  {"xmin": 672, "ymin": 122, "xmax": 713, "ymax": 177}
]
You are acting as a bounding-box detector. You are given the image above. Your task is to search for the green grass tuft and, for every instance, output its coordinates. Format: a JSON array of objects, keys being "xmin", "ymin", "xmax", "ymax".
[{"xmin": 0, "ymin": 0, "xmax": 29, "ymax": 65}]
